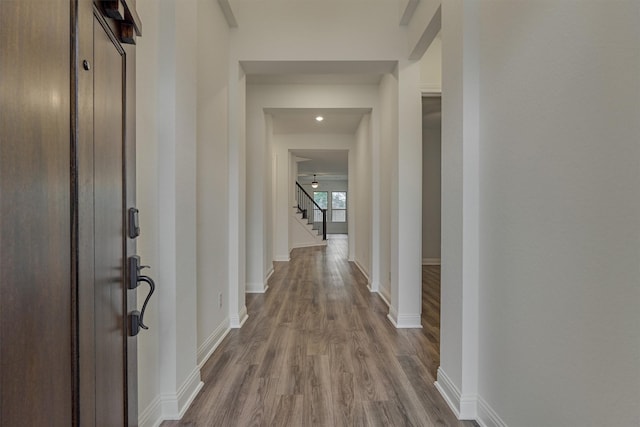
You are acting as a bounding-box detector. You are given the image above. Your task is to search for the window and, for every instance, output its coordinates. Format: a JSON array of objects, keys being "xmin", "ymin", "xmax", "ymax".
[
  {"xmin": 313, "ymin": 191, "xmax": 327, "ymax": 222},
  {"xmin": 331, "ymin": 191, "xmax": 347, "ymax": 222}
]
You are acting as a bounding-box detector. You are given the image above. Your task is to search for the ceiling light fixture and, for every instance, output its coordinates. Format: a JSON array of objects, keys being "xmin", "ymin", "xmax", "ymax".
[
  {"xmin": 315, "ymin": 116, "xmax": 324, "ymax": 122},
  {"xmin": 311, "ymin": 174, "xmax": 319, "ymax": 189}
]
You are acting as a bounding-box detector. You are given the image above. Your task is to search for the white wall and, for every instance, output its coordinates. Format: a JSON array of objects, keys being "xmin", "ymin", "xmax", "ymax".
[
  {"xmin": 265, "ymin": 114, "xmax": 275, "ymax": 282},
  {"xmin": 135, "ymin": 0, "xmax": 160, "ymax": 419},
  {"xmin": 376, "ymin": 73, "xmax": 396, "ymax": 304},
  {"xmin": 420, "ymin": 34, "xmax": 442, "ymax": 93},
  {"xmin": 438, "ymin": 1, "xmax": 640, "ymax": 425},
  {"xmin": 438, "ymin": 0, "xmax": 480, "ymax": 418},
  {"xmin": 228, "ymin": 64, "xmax": 247, "ymax": 325},
  {"xmin": 196, "ymin": 0, "xmax": 231, "ymax": 365},
  {"xmin": 353, "ymin": 115, "xmax": 372, "ymax": 278},
  {"xmin": 245, "ymin": 87, "xmax": 268, "ymax": 292},
  {"xmin": 136, "ymin": 0, "xmax": 231, "ymax": 425},
  {"xmin": 173, "ymin": 0, "xmax": 199, "ymax": 394},
  {"xmin": 138, "ymin": 0, "xmax": 202, "ymax": 421},
  {"xmin": 387, "ymin": 61, "xmax": 424, "ymax": 329},
  {"xmin": 476, "ymin": 2, "xmax": 640, "ymax": 426}
]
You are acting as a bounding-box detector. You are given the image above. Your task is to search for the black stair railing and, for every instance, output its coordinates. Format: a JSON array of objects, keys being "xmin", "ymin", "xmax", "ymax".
[{"xmin": 295, "ymin": 181, "xmax": 327, "ymax": 240}]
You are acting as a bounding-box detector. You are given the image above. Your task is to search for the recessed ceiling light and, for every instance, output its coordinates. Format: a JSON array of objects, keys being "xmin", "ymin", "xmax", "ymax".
[{"xmin": 315, "ymin": 116, "xmax": 324, "ymax": 122}]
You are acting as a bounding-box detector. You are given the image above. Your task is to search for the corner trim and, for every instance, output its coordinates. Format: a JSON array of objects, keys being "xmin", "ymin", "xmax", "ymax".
[
  {"xmin": 229, "ymin": 305, "xmax": 248, "ymax": 328},
  {"xmin": 197, "ymin": 319, "xmax": 231, "ymax": 369},
  {"xmin": 273, "ymin": 255, "xmax": 290, "ymax": 262},
  {"xmin": 422, "ymin": 257, "xmax": 441, "ymax": 265}
]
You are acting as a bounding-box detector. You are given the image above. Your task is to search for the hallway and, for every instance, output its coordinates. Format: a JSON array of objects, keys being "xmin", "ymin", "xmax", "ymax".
[{"xmin": 163, "ymin": 237, "xmax": 475, "ymax": 426}]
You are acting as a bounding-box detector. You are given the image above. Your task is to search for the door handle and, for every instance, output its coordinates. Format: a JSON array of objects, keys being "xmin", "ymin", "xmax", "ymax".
[{"xmin": 128, "ymin": 255, "xmax": 156, "ymax": 336}]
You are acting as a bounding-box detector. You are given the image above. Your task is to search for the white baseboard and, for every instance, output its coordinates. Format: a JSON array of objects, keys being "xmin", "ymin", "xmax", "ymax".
[
  {"xmin": 435, "ymin": 368, "xmax": 482, "ymax": 421},
  {"xmin": 460, "ymin": 394, "xmax": 478, "ymax": 420},
  {"xmin": 367, "ymin": 280, "xmax": 379, "ymax": 293},
  {"xmin": 139, "ymin": 395, "xmax": 162, "ymax": 427},
  {"xmin": 422, "ymin": 258, "xmax": 441, "ymax": 265},
  {"xmin": 246, "ymin": 267, "xmax": 275, "ymax": 294},
  {"xmin": 379, "ymin": 286, "xmax": 391, "ymax": 307},
  {"xmin": 246, "ymin": 282, "xmax": 268, "ymax": 293},
  {"xmin": 387, "ymin": 312, "xmax": 422, "ymax": 329},
  {"xmin": 291, "ymin": 241, "xmax": 327, "ymax": 249},
  {"xmin": 435, "ymin": 367, "xmax": 462, "ymax": 419},
  {"xmin": 197, "ymin": 319, "xmax": 231, "ymax": 369},
  {"xmin": 160, "ymin": 367, "xmax": 204, "ymax": 421},
  {"xmin": 366, "ymin": 280, "xmax": 391, "ymax": 309},
  {"xmin": 353, "ymin": 259, "xmax": 370, "ymax": 283},
  {"xmin": 273, "ymin": 255, "xmax": 290, "ymax": 262},
  {"xmin": 477, "ymin": 397, "xmax": 508, "ymax": 427},
  {"xmin": 264, "ymin": 266, "xmax": 274, "ymax": 285},
  {"xmin": 420, "ymin": 85, "xmax": 442, "ymax": 95},
  {"xmin": 229, "ymin": 305, "xmax": 248, "ymax": 328}
]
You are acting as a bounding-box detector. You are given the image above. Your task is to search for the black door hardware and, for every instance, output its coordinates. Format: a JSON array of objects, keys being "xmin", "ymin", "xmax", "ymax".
[
  {"xmin": 128, "ymin": 207, "xmax": 140, "ymax": 238},
  {"xmin": 128, "ymin": 255, "xmax": 155, "ymax": 336}
]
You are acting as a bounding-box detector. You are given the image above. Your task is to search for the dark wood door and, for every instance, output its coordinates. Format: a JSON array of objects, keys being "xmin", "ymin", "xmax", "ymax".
[
  {"xmin": 77, "ymin": 5, "xmax": 139, "ymax": 426},
  {"xmin": 1, "ymin": 1, "xmax": 140, "ymax": 425},
  {"xmin": 0, "ymin": 0, "xmax": 73, "ymax": 425}
]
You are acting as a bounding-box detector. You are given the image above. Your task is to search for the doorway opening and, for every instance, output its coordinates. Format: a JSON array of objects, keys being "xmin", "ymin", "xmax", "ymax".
[
  {"xmin": 291, "ymin": 148, "xmax": 350, "ymax": 259},
  {"xmin": 421, "ymin": 95, "xmax": 442, "ymax": 379}
]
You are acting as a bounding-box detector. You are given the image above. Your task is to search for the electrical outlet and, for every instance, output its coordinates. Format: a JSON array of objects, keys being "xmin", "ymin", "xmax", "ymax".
[{"xmin": 218, "ymin": 292, "xmax": 223, "ymax": 308}]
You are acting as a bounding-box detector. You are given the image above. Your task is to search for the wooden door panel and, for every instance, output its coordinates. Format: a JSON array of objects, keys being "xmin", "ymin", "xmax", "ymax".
[
  {"xmin": 93, "ymin": 14, "xmax": 127, "ymax": 427},
  {"xmin": 0, "ymin": 0, "xmax": 73, "ymax": 425}
]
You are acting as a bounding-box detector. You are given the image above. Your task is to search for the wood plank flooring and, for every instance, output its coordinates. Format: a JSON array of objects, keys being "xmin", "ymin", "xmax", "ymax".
[
  {"xmin": 162, "ymin": 236, "xmax": 475, "ymax": 426},
  {"xmin": 420, "ymin": 265, "xmax": 442, "ymax": 380}
]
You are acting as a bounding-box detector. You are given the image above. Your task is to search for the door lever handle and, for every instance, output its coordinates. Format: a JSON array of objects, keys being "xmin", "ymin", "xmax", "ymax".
[
  {"xmin": 133, "ymin": 275, "xmax": 155, "ymax": 330},
  {"xmin": 128, "ymin": 255, "xmax": 157, "ymax": 336}
]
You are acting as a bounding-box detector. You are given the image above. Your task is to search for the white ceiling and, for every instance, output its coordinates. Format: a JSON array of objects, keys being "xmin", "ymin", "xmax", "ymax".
[
  {"xmin": 247, "ymin": 73, "xmax": 382, "ymax": 85},
  {"xmin": 265, "ymin": 107, "xmax": 370, "ymax": 135},
  {"xmin": 223, "ymin": 0, "xmax": 415, "ymax": 29},
  {"xmin": 241, "ymin": 60, "xmax": 397, "ymax": 76},
  {"xmin": 292, "ymin": 149, "xmax": 349, "ymax": 181}
]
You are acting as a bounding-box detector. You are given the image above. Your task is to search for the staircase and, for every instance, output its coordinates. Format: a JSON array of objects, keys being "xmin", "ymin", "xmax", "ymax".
[
  {"xmin": 291, "ymin": 207, "xmax": 326, "ymax": 247},
  {"xmin": 293, "ymin": 182, "xmax": 327, "ymax": 245}
]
